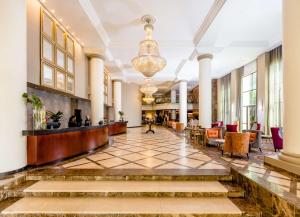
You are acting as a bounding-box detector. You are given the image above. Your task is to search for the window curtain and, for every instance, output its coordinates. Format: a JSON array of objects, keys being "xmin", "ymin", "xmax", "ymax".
[
  {"xmin": 267, "ymin": 46, "xmax": 283, "ymax": 131},
  {"xmin": 235, "ymin": 68, "xmax": 242, "ymax": 124},
  {"xmin": 220, "ymin": 74, "xmax": 231, "ymax": 124}
]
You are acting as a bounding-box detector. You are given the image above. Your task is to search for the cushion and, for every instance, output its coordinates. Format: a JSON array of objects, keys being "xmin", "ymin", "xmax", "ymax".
[
  {"xmin": 207, "ymin": 129, "xmax": 219, "ymax": 138},
  {"xmin": 226, "ymin": 124, "xmax": 238, "ymax": 132},
  {"xmin": 250, "ymin": 132, "xmax": 257, "ymax": 143}
]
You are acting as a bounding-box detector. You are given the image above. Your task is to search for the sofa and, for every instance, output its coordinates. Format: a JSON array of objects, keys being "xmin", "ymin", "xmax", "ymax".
[{"xmin": 222, "ymin": 132, "xmax": 250, "ymax": 158}]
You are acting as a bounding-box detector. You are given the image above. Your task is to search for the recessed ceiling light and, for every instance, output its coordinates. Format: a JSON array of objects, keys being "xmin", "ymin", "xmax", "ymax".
[
  {"xmin": 59, "ymin": 18, "xmax": 63, "ymax": 22},
  {"xmin": 51, "ymin": 9, "xmax": 55, "ymax": 13},
  {"xmin": 41, "ymin": 0, "xmax": 46, "ymax": 3}
]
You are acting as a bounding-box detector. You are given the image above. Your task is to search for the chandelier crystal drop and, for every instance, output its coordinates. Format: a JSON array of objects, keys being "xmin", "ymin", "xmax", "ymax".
[
  {"xmin": 143, "ymin": 93, "xmax": 155, "ymax": 104},
  {"xmin": 132, "ymin": 15, "xmax": 166, "ymax": 77}
]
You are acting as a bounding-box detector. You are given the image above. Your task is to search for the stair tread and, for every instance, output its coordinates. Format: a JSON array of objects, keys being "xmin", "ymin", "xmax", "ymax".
[
  {"xmin": 24, "ymin": 180, "xmax": 228, "ymax": 193},
  {"xmin": 2, "ymin": 197, "xmax": 242, "ymax": 215}
]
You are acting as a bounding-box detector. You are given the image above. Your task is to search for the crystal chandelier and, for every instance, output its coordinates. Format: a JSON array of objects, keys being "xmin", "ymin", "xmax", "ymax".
[
  {"xmin": 143, "ymin": 93, "xmax": 155, "ymax": 104},
  {"xmin": 132, "ymin": 15, "xmax": 166, "ymax": 77}
]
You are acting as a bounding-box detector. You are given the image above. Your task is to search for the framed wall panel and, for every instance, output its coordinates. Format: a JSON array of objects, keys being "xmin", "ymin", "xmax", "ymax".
[
  {"xmin": 41, "ymin": 62, "xmax": 55, "ymax": 87},
  {"xmin": 56, "ymin": 70, "xmax": 66, "ymax": 91},
  {"xmin": 67, "ymin": 36, "xmax": 74, "ymax": 56},
  {"xmin": 67, "ymin": 56, "xmax": 74, "ymax": 74},
  {"xmin": 66, "ymin": 76, "xmax": 75, "ymax": 94},
  {"xmin": 40, "ymin": 9, "xmax": 76, "ymax": 95},
  {"xmin": 56, "ymin": 47, "xmax": 65, "ymax": 70},
  {"xmin": 56, "ymin": 25, "xmax": 65, "ymax": 49},
  {"xmin": 41, "ymin": 11, "xmax": 54, "ymax": 41},
  {"xmin": 42, "ymin": 37, "xmax": 54, "ymax": 63}
]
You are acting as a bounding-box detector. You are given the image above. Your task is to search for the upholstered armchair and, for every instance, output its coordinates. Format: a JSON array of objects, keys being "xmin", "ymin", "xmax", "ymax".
[
  {"xmin": 205, "ymin": 128, "xmax": 223, "ymax": 146},
  {"xmin": 222, "ymin": 132, "xmax": 250, "ymax": 158},
  {"xmin": 271, "ymin": 127, "xmax": 283, "ymax": 151},
  {"xmin": 242, "ymin": 130, "xmax": 262, "ymax": 152}
]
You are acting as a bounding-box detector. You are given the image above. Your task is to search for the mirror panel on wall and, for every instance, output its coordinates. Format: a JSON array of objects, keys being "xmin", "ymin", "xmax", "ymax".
[
  {"xmin": 66, "ymin": 76, "xmax": 75, "ymax": 94},
  {"xmin": 41, "ymin": 62, "xmax": 55, "ymax": 87},
  {"xmin": 56, "ymin": 70, "xmax": 66, "ymax": 91},
  {"xmin": 40, "ymin": 9, "xmax": 75, "ymax": 94},
  {"xmin": 42, "ymin": 12, "xmax": 54, "ymax": 40},
  {"xmin": 42, "ymin": 37, "xmax": 54, "ymax": 63}
]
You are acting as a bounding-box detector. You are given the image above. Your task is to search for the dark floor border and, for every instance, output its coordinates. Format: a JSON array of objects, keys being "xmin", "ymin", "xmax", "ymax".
[
  {"xmin": 127, "ymin": 126, "xmax": 142, "ymax": 128},
  {"xmin": 0, "ymin": 166, "xmax": 28, "ymax": 180}
]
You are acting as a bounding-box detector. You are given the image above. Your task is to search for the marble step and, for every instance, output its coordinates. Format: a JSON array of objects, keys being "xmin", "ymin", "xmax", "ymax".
[
  {"xmin": 26, "ymin": 169, "xmax": 232, "ymax": 181},
  {"xmin": 18, "ymin": 180, "xmax": 241, "ymax": 198},
  {"xmin": 1, "ymin": 197, "xmax": 243, "ymax": 216}
]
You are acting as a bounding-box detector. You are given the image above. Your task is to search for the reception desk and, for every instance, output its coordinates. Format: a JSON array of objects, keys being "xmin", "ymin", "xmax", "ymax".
[
  {"xmin": 23, "ymin": 122, "xmax": 127, "ymax": 166},
  {"xmin": 108, "ymin": 121, "xmax": 127, "ymax": 136}
]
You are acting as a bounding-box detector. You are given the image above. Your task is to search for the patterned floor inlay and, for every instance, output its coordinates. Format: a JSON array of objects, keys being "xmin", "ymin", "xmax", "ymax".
[{"xmin": 56, "ymin": 127, "xmax": 232, "ymax": 171}]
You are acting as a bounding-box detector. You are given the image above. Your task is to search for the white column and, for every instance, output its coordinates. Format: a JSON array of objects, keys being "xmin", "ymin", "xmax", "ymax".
[
  {"xmin": 0, "ymin": 0, "xmax": 27, "ymax": 173},
  {"xmin": 197, "ymin": 54, "xmax": 213, "ymax": 128},
  {"xmin": 171, "ymin": 89, "xmax": 176, "ymax": 103},
  {"xmin": 89, "ymin": 55, "xmax": 105, "ymax": 125},
  {"xmin": 279, "ymin": 0, "xmax": 300, "ymax": 164},
  {"xmin": 170, "ymin": 89, "xmax": 176, "ymax": 120},
  {"xmin": 113, "ymin": 80, "xmax": 122, "ymax": 121},
  {"xmin": 179, "ymin": 80, "xmax": 187, "ymax": 126}
]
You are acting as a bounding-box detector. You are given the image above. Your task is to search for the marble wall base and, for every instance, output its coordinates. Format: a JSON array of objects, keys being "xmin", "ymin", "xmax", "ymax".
[{"xmin": 231, "ymin": 168, "xmax": 299, "ymax": 217}]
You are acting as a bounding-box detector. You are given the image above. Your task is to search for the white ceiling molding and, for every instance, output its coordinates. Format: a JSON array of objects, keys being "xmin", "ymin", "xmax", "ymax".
[
  {"xmin": 175, "ymin": 59, "xmax": 188, "ymax": 78},
  {"xmin": 193, "ymin": 0, "xmax": 226, "ymax": 47},
  {"xmin": 78, "ymin": 0, "xmax": 110, "ymax": 47}
]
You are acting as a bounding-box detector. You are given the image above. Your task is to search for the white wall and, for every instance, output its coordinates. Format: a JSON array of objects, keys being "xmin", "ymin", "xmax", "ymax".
[
  {"xmin": 0, "ymin": 0, "xmax": 27, "ymax": 173},
  {"xmin": 122, "ymin": 83, "xmax": 142, "ymax": 127}
]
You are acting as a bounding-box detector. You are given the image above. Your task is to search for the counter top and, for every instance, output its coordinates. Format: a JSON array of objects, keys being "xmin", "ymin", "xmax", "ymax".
[{"xmin": 23, "ymin": 121, "xmax": 127, "ymax": 136}]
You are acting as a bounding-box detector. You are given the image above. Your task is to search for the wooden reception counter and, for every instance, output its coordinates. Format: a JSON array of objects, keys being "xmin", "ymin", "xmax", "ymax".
[{"xmin": 23, "ymin": 122, "xmax": 127, "ymax": 166}]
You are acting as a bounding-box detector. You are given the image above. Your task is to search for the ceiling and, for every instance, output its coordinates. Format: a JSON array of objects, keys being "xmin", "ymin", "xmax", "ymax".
[{"xmin": 42, "ymin": 0, "xmax": 282, "ymax": 89}]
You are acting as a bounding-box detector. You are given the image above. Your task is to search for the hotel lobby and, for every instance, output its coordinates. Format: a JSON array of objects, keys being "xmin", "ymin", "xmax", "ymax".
[{"xmin": 1, "ymin": 0, "xmax": 300, "ymax": 216}]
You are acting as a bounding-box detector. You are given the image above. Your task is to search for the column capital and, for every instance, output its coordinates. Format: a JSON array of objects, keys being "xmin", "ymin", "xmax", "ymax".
[
  {"xmin": 113, "ymin": 79, "xmax": 123, "ymax": 83},
  {"xmin": 197, "ymin": 54, "xmax": 213, "ymax": 62},
  {"xmin": 178, "ymin": 79, "xmax": 188, "ymax": 83},
  {"xmin": 87, "ymin": 53, "xmax": 106, "ymax": 61}
]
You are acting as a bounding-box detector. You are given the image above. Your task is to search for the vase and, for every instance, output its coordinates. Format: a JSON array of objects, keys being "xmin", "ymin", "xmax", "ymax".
[{"xmin": 32, "ymin": 106, "xmax": 46, "ymax": 130}]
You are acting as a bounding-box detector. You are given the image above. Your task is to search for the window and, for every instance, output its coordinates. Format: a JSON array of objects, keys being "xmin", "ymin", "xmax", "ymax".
[{"xmin": 241, "ymin": 72, "xmax": 257, "ymax": 130}]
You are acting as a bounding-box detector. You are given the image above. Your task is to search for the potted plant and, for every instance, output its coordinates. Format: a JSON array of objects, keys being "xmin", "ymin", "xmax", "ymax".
[
  {"xmin": 46, "ymin": 110, "xmax": 63, "ymax": 129},
  {"xmin": 119, "ymin": 111, "xmax": 124, "ymax": 122},
  {"xmin": 22, "ymin": 93, "xmax": 46, "ymax": 130}
]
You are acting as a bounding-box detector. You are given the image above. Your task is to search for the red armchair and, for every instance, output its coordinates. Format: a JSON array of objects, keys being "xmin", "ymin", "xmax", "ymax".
[{"xmin": 271, "ymin": 127, "xmax": 283, "ymax": 152}]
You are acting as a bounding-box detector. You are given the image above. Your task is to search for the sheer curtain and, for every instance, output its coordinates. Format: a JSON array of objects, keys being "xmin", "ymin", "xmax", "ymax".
[
  {"xmin": 221, "ymin": 74, "xmax": 231, "ymax": 125},
  {"xmin": 268, "ymin": 46, "xmax": 283, "ymax": 131}
]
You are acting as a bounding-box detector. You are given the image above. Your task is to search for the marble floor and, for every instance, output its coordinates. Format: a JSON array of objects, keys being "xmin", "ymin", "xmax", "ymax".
[{"xmin": 2, "ymin": 126, "xmax": 300, "ymax": 216}]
